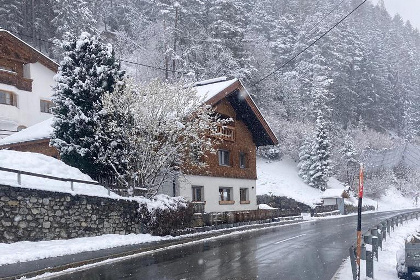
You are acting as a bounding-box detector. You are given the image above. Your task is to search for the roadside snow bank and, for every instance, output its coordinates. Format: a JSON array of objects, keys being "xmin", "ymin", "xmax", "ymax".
[
  {"xmin": 335, "ymin": 219, "xmax": 420, "ymax": 280},
  {"xmin": 0, "ymin": 233, "xmax": 170, "ymax": 266}
]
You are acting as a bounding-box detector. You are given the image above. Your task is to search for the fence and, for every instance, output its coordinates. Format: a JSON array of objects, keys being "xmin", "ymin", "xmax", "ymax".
[
  {"xmin": 0, "ymin": 166, "xmax": 109, "ymax": 195},
  {"xmin": 349, "ymin": 211, "xmax": 420, "ymax": 279}
]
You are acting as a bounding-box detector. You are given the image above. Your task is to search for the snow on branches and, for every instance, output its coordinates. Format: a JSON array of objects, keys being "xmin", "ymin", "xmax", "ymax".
[
  {"xmin": 97, "ymin": 79, "xmax": 220, "ymax": 198},
  {"xmin": 51, "ymin": 32, "xmax": 125, "ymax": 178}
]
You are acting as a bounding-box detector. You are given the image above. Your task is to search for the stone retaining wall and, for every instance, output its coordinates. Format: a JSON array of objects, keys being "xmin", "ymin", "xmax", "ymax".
[{"xmin": 0, "ymin": 184, "xmax": 142, "ymax": 243}]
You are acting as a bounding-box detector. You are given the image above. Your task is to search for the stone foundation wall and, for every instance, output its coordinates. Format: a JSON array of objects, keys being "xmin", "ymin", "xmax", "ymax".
[{"xmin": 0, "ymin": 184, "xmax": 142, "ymax": 243}]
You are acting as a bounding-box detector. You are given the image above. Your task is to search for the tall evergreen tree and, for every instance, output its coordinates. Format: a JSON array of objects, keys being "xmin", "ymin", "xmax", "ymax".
[
  {"xmin": 51, "ymin": 32, "xmax": 125, "ymax": 178},
  {"xmin": 309, "ymin": 110, "xmax": 331, "ymax": 190}
]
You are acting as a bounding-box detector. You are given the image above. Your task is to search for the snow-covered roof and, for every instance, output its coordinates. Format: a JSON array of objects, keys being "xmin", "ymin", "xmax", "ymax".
[
  {"xmin": 322, "ymin": 189, "xmax": 345, "ymax": 199},
  {"xmin": 194, "ymin": 77, "xmax": 238, "ymax": 102},
  {"xmin": 193, "ymin": 77, "xmax": 278, "ymax": 146},
  {"xmin": 0, "ymin": 118, "xmax": 53, "ymax": 146}
]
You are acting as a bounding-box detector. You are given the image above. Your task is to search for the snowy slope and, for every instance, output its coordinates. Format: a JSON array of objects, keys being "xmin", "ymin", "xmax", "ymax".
[
  {"xmin": 0, "ymin": 150, "xmax": 118, "ymax": 198},
  {"xmin": 256, "ymin": 157, "xmax": 416, "ymax": 210},
  {"xmin": 256, "ymin": 157, "xmax": 324, "ymax": 206}
]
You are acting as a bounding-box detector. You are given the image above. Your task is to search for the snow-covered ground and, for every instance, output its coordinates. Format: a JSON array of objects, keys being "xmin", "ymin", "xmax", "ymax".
[
  {"xmin": 0, "ymin": 234, "xmax": 169, "ymax": 266},
  {"xmin": 0, "ymin": 150, "xmax": 119, "ymax": 198},
  {"xmin": 335, "ymin": 218, "xmax": 420, "ymax": 280},
  {"xmin": 256, "ymin": 157, "xmax": 416, "ymax": 211}
]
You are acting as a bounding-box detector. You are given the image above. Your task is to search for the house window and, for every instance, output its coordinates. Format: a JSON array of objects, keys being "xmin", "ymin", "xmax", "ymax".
[
  {"xmin": 240, "ymin": 188, "xmax": 250, "ymax": 204},
  {"xmin": 219, "ymin": 187, "xmax": 233, "ymax": 202},
  {"xmin": 239, "ymin": 152, "xmax": 247, "ymax": 168},
  {"xmin": 0, "ymin": 90, "xmax": 16, "ymax": 106},
  {"xmin": 192, "ymin": 186, "xmax": 204, "ymax": 202},
  {"xmin": 40, "ymin": 100, "xmax": 54, "ymax": 113},
  {"xmin": 218, "ymin": 150, "xmax": 230, "ymax": 166}
]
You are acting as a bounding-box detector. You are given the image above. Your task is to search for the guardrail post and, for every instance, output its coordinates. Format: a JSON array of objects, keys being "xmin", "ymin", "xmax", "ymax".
[
  {"xmin": 416, "ymin": 212, "xmax": 418, "ymax": 220},
  {"xmin": 371, "ymin": 229, "xmax": 379, "ymax": 260},
  {"xmin": 17, "ymin": 171, "xmax": 21, "ymax": 185},
  {"xmin": 387, "ymin": 219, "xmax": 391, "ymax": 236},
  {"xmin": 70, "ymin": 181, "xmax": 74, "ymax": 191},
  {"xmin": 377, "ymin": 226, "xmax": 383, "ymax": 249},
  {"xmin": 366, "ymin": 250, "xmax": 374, "ymax": 278},
  {"xmin": 381, "ymin": 222, "xmax": 387, "ymax": 241},
  {"xmin": 364, "ymin": 233, "xmax": 372, "ymax": 244},
  {"xmin": 361, "ymin": 243, "xmax": 366, "ymax": 260}
]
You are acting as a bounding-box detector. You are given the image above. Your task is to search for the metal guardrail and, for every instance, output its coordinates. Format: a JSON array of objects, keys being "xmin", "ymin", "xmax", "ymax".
[
  {"xmin": 349, "ymin": 211, "xmax": 420, "ymax": 279},
  {"xmin": 0, "ymin": 166, "xmax": 109, "ymax": 195}
]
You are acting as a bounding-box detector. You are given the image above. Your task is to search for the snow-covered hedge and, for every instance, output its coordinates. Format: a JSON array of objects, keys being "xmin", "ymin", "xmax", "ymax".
[{"xmin": 137, "ymin": 195, "xmax": 194, "ymax": 236}]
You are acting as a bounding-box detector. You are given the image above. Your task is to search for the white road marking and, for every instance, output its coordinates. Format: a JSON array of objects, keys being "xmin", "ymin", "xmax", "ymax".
[{"xmin": 274, "ymin": 234, "xmax": 307, "ymax": 244}]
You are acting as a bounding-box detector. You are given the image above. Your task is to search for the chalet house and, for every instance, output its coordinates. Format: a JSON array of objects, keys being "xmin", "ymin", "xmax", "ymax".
[
  {"xmin": 0, "ymin": 29, "xmax": 58, "ymax": 139},
  {"xmin": 162, "ymin": 77, "xmax": 278, "ymax": 213},
  {"xmin": 0, "ymin": 77, "xmax": 278, "ymax": 213}
]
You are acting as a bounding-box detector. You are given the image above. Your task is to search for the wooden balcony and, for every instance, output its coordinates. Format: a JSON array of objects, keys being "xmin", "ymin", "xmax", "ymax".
[
  {"xmin": 0, "ymin": 71, "xmax": 32, "ymax": 91},
  {"xmin": 215, "ymin": 125, "xmax": 235, "ymax": 142}
]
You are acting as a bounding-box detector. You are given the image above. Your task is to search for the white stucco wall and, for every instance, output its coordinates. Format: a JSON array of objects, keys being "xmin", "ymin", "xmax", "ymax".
[
  {"xmin": 323, "ymin": 198, "xmax": 338, "ymax": 206},
  {"xmin": 0, "ymin": 62, "xmax": 55, "ymax": 137},
  {"xmin": 179, "ymin": 175, "xmax": 257, "ymax": 213}
]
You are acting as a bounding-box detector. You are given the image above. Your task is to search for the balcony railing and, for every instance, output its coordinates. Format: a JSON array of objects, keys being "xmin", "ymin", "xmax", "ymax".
[
  {"xmin": 215, "ymin": 125, "xmax": 235, "ymax": 142},
  {"xmin": 0, "ymin": 71, "xmax": 32, "ymax": 91}
]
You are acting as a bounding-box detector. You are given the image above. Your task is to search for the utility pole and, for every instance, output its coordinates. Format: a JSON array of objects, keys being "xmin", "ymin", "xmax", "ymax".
[
  {"xmin": 172, "ymin": 3, "xmax": 179, "ymax": 79},
  {"xmin": 356, "ymin": 163, "xmax": 364, "ymax": 280}
]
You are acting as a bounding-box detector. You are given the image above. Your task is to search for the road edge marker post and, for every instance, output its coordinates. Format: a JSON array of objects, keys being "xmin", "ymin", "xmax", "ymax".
[{"xmin": 356, "ymin": 163, "xmax": 364, "ymax": 280}]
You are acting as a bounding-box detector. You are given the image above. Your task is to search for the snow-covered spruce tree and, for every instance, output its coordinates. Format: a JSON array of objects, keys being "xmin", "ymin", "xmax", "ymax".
[
  {"xmin": 298, "ymin": 139, "xmax": 313, "ymax": 184},
  {"xmin": 97, "ymin": 79, "xmax": 220, "ymax": 198},
  {"xmin": 51, "ymin": 32, "xmax": 125, "ymax": 178},
  {"xmin": 308, "ymin": 110, "xmax": 331, "ymax": 191}
]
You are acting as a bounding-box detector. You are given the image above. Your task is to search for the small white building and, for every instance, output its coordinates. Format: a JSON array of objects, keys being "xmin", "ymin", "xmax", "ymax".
[{"xmin": 0, "ymin": 29, "xmax": 58, "ymax": 139}]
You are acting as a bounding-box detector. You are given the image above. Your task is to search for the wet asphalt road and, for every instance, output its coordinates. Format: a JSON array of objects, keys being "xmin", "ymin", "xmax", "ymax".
[{"xmin": 51, "ymin": 210, "xmax": 414, "ymax": 280}]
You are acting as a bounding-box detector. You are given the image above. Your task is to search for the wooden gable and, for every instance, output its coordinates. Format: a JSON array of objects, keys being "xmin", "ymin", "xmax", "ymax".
[{"xmin": 0, "ymin": 30, "xmax": 58, "ymax": 91}]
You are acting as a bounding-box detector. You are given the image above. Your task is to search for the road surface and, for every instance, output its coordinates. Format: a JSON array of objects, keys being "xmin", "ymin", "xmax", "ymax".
[{"xmin": 52, "ymin": 210, "xmax": 415, "ymax": 280}]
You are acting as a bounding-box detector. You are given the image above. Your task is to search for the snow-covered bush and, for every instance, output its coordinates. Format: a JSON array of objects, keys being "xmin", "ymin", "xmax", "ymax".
[{"xmin": 137, "ymin": 195, "xmax": 193, "ymax": 236}]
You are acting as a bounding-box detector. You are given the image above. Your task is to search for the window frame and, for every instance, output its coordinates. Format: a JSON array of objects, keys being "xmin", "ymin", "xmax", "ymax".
[
  {"xmin": 219, "ymin": 187, "xmax": 234, "ymax": 204},
  {"xmin": 40, "ymin": 99, "xmax": 54, "ymax": 113},
  {"xmin": 240, "ymin": 188, "xmax": 250, "ymax": 204},
  {"xmin": 192, "ymin": 185, "xmax": 204, "ymax": 202},
  {"xmin": 218, "ymin": 149, "xmax": 230, "ymax": 166},
  {"xmin": 0, "ymin": 90, "xmax": 17, "ymax": 106},
  {"xmin": 239, "ymin": 151, "xmax": 247, "ymax": 169}
]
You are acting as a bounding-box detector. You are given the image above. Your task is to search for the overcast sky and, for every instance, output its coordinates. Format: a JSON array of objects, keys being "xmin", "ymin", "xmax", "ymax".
[{"xmin": 370, "ymin": 0, "xmax": 420, "ymax": 30}]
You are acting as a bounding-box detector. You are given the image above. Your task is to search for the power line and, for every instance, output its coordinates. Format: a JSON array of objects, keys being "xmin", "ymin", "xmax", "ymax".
[
  {"xmin": 254, "ymin": 0, "xmax": 367, "ymax": 85},
  {"xmin": 304, "ymin": 0, "xmax": 346, "ymax": 39},
  {"xmin": 9, "ymin": 31, "xmax": 190, "ymax": 75},
  {"xmin": 119, "ymin": 59, "xmax": 190, "ymax": 75}
]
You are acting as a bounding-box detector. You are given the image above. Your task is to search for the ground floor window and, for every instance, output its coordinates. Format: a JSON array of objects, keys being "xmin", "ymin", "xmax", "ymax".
[
  {"xmin": 192, "ymin": 186, "xmax": 204, "ymax": 202},
  {"xmin": 240, "ymin": 188, "xmax": 249, "ymax": 203},
  {"xmin": 219, "ymin": 187, "xmax": 233, "ymax": 201}
]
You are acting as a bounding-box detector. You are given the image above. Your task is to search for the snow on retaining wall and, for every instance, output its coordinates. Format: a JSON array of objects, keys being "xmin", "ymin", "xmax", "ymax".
[{"xmin": 0, "ymin": 184, "xmax": 142, "ymax": 243}]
